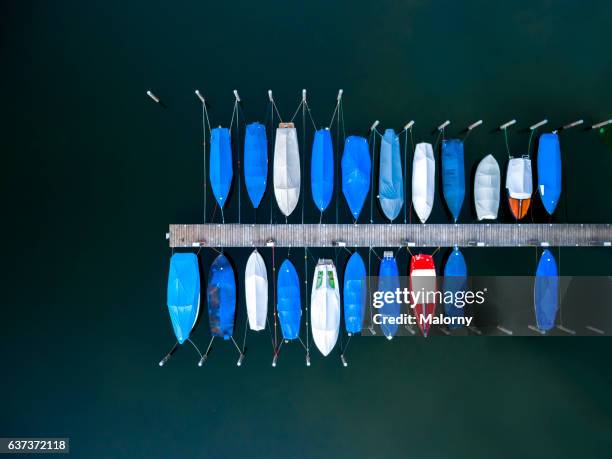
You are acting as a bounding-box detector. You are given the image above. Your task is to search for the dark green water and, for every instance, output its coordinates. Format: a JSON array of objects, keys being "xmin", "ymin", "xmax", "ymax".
[{"xmin": 2, "ymin": 1, "xmax": 612, "ymax": 457}]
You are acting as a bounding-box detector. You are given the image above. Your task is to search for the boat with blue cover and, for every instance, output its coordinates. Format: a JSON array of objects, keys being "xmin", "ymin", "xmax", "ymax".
[
  {"xmin": 537, "ymin": 133, "xmax": 562, "ymax": 216},
  {"xmin": 378, "ymin": 252, "xmax": 400, "ymax": 339},
  {"xmin": 244, "ymin": 122, "xmax": 268, "ymax": 209},
  {"xmin": 343, "ymin": 252, "xmax": 366, "ymax": 334},
  {"xmin": 210, "ymin": 127, "xmax": 233, "ymax": 210},
  {"xmin": 534, "ymin": 249, "xmax": 559, "ymax": 332},
  {"xmin": 341, "ymin": 136, "xmax": 370, "ymax": 220},
  {"xmin": 443, "ymin": 247, "xmax": 467, "ymax": 329},
  {"xmin": 378, "ymin": 129, "xmax": 404, "ymax": 221},
  {"xmin": 441, "ymin": 139, "xmax": 465, "ymax": 222},
  {"xmin": 311, "ymin": 128, "xmax": 334, "ymax": 213},
  {"xmin": 207, "ymin": 253, "xmax": 236, "ymax": 340},
  {"xmin": 277, "ymin": 259, "xmax": 302, "ymax": 340},
  {"xmin": 167, "ymin": 252, "xmax": 200, "ymax": 344}
]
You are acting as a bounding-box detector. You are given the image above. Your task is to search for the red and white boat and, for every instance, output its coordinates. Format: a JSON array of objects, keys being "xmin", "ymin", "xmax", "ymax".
[{"xmin": 410, "ymin": 254, "xmax": 437, "ymax": 337}]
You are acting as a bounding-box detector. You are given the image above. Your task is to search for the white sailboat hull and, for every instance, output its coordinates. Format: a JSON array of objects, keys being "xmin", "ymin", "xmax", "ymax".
[
  {"xmin": 245, "ymin": 250, "xmax": 268, "ymax": 331},
  {"xmin": 506, "ymin": 157, "xmax": 533, "ymax": 199},
  {"xmin": 412, "ymin": 142, "xmax": 435, "ymax": 223},
  {"xmin": 273, "ymin": 126, "xmax": 301, "ymax": 217},
  {"xmin": 311, "ymin": 259, "xmax": 340, "ymax": 357},
  {"xmin": 474, "ymin": 154, "xmax": 501, "ymax": 220}
]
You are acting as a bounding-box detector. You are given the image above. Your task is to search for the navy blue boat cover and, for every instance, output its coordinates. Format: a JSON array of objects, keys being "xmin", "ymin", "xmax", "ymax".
[{"xmin": 207, "ymin": 253, "xmax": 236, "ymax": 340}]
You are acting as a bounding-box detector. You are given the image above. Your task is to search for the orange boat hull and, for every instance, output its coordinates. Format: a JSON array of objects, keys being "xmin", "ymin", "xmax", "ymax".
[{"xmin": 508, "ymin": 196, "xmax": 531, "ymax": 220}]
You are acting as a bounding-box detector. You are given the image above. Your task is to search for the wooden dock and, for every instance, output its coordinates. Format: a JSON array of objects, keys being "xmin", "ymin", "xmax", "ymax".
[{"xmin": 168, "ymin": 224, "xmax": 612, "ymax": 248}]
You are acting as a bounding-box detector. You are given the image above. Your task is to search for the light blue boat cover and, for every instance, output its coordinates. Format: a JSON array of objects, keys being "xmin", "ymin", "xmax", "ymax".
[
  {"xmin": 343, "ymin": 252, "xmax": 366, "ymax": 334},
  {"xmin": 537, "ymin": 133, "xmax": 562, "ymax": 215},
  {"xmin": 210, "ymin": 127, "xmax": 233, "ymax": 208},
  {"xmin": 167, "ymin": 253, "xmax": 200, "ymax": 344},
  {"xmin": 443, "ymin": 247, "xmax": 467, "ymax": 329},
  {"xmin": 341, "ymin": 136, "xmax": 371, "ymax": 220},
  {"xmin": 207, "ymin": 253, "xmax": 236, "ymax": 340},
  {"xmin": 534, "ymin": 249, "xmax": 559, "ymax": 331},
  {"xmin": 441, "ymin": 139, "xmax": 465, "ymax": 222},
  {"xmin": 378, "ymin": 254, "xmax": 400, "ymax": 338},
  {"xmin": 378, "ymin": 129, "xmax": 404, "ymax": 221},
  {"xmin": 311, "ymin": 129, "xmax": 334, "ymax": 212},
  {"xmin": 277, "ymin": 259, "xmax": 301, "ymax": 340},
  {"xmin": 244, "ymin": 122, "xmax": 268, "ymax": 209}
]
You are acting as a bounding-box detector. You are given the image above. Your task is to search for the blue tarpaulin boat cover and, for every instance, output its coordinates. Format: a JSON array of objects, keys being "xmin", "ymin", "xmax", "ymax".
[
  {"xmin": 378, "ymin": 253, "xmax": 400, "ymax": 338},
  {"xmin": 167, "ymin": 253, "xmax": 200, "ymax": 344},
  {"xmin": 343, "ymin": 252, "xmax": 366, "ymax": 334},
  {"xmin": 441, "ymin": 139, "xmax": 465, "ymax": 222},
  {"xmin": 443, "ymin": 247, "xmax": 467, "ymax": 329},
  {"xmin": 534, "ymin": 249, "xmax": 559, "ymax": 331},
  {"xmin": 277, "ymin": 259, "xmax": 302, "ymax": 340},
  {"xmin": 378, "ymin": 129, "xmax": 404, "ymax": 221},
  {"xmin": 311, "ymin": 129, "xmax": 334, "ymax": 212},
  {"xmin": 341, "ymin": 136, "xmax": 371, "ymax": 220},
  {"xmin": 537, "ymin": 133, "xmax": 562, "ymax": 215},
  {"xmin": 244, "ymin": 122, "xmax": 268, "ymax": 209},
  {"xmin": 207, "ymin": 253, "xmax": 236, "ymax": 340},
  {"xmin": 210, "ymin": 127, "xmax": 233, "ymax": 208}
]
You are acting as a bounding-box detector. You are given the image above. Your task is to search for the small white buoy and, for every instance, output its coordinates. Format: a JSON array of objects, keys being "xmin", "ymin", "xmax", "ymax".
[
  {"xmin": 236, "ymin": 353, "xmax": 244, "ymax": 367},
  {"xmin": 337, "ymin": 89, "xmax": 344, "ymax": 101},
  {"xmin": 527, "ymin": 325, "xmax": 546, "ymax": 335},
  {"xmin": 272, "ymin": 354, "xmax": 278, "ymax": 367},
  {"xmin": 556, "ymin": 325, "xmax": 576, "ymax": 335},
  {"xmin": 195, "ymin": 89, "xmax": 205, "ymax": 104},
  {"xmin": 468, "ymin": 120, "xmax": 483, "ymax": 131},
  {"xmin": 198, "ymin": 355, "xmax": 207, "ymax": 367},
  {"xmin": 306, "ymin": 353, "xmax": 311, "ymax": 367},
  {"xmin": 370, "ymin": 120, "xmax": 380, "ymax": 131},
  {"xmin": 340, "ymin": 354, "xmax": 348, "ymax": 367},
  {"xmin": 592, "ymin": 119, "xmax": 612, "ymax": 130},
  {"xmin": 386, "ymin": 335, "xmax": 393, "ymax": 341},
  {"xmin": 146, "ymin": 90, "xmax": 160, "ymax": 103},
  {"xmin": 268, "ymin": 89, "xmax": 274, "ymax": 102},
  {"xmin": 404, "ymin": 120, "xmax": 415, "ymax": 130},
  {"xmin": 530, "ymin": 119, "xmax": 548, "ymax": 130},
  {"xmin": 437, "ymin": 120, "xmax": 450, "ymax": 131},
  {"xmin": 563, "ymin": 119, "xmax": 583, "ymax": 130},
  {"xmin": 302, "ymin": 89, "xmax": 307, "ymax": 101},
  {"xmin": 233, "ymin": 89, "xmax": 241, "ymax": 102},
  {"xmin": 500, "ymin": 119, "xmax": 517, "ymax": 130}
]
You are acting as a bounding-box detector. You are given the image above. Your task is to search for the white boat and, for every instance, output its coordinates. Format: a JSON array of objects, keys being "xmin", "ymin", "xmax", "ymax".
[
  {"xmin": 273, "ymin": 123, "xmax": 301, "ymax": 217},
  {"xmin": 245, "ymin": 249, "xmax": 268, "ymax": 331},
  {"xmin": 506, "ymin": 156, "xmax": 533, "ymax": 220},
  {"xmin": 311, "ymin": 259, "xmax": 340, "ymax": 356},
  {"xmin": 506, "ymin": 157, "xmax": 533, "ymax": 199},
  {"xmin": 412, "ymin": 142, "xmax": 435, "ymax": 223},
  {"xmin": 474, "ymin": 154, "xmax": 501, "ymax": 220}
]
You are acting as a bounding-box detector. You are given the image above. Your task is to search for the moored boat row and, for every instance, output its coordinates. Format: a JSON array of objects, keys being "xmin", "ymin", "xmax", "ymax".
[{"xmin": 162, "ymin": 247, "xmax": 560, "ymax": 365}]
